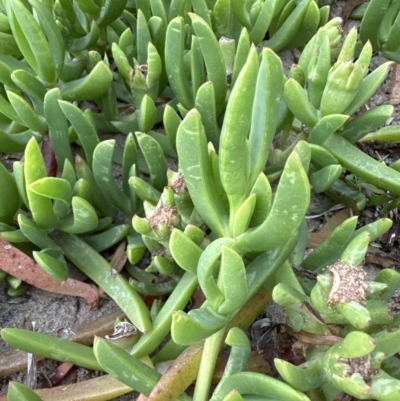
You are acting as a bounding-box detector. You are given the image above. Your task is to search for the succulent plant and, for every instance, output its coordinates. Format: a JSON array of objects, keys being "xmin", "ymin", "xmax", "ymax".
[
  {"xmin": 359, "ymin": 0, "xmax": 400, "ymax": 62},
  {"xmin": 274, "ymin": 227, "xmax": 400, "ymax": 400}
]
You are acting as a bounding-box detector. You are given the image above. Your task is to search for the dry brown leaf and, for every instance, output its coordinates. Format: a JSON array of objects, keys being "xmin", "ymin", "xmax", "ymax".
[
  {"xmin": 285, "ymin": 326, "xmax": 342, "ymax": 346},
  {"xmin": 109, "ymin": 241, "xmax": 127, "ymax": 273},
  {"xmin": 149, "ymin": 343, "xmax": 204, "ymax": 401},
  {"xmin": 365, "ymin": 246, "xmax": 398, "ymax": 268},
  {"xmin": 0, "ymin": 237, "xmax": 98, "ymax": 307}
]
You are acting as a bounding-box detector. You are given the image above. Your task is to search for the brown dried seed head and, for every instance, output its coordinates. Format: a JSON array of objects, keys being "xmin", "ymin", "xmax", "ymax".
[
  {"xmin": 147, "ymin": 201, "xmax": 179, "ymax": 229},
  {"xmin": 151, "ymin": 247, "xmax": 170, "ymax": 260},
  {"xmin": 139, "ymin": 64, "xmax": 148, "ymax": 76},
  {"xmin": 170, "ymin": 172, "xmax": 187, "ymax": 193},
  {"xmin": 130, "ymin": 64, "xmax": 148, "ymax": 82},
  {"xmin": 292, "ymin": 340, "xmax": 308, "ymax": 358},
  {"xmin": 338, "ymin": 355, "xmax": 377, "ymax": 383},
  {"xmin": 327, "ymin": 261, "xmax": 368, "ymax": 305}
]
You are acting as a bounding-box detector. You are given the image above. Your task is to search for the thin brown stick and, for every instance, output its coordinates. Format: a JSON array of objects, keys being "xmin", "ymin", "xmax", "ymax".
[{"xmin": 389, "ymin": 63, "xmax": 400, "ymax": 106}]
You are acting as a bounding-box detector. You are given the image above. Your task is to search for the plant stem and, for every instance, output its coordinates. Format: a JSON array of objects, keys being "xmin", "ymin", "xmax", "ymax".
[
  {"xmin": 280, "ymin": 122, "xmax": 292, "ymax": 150},
  {"xmin": 192, "ymin": 328, "xmax": 225, "ymax": 401}
]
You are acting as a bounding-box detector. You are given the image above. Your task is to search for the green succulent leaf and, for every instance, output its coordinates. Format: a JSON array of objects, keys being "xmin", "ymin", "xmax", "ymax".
[
  {"xmin": 33, "ymin": 248, "xmax": 68, "ymax": 281},
  {"xmin": 136, "ymin": 132, "xmax": 168, "ymax": 192},
  {"xmin": 24, "ymin": 138, "xmax": 60, "ymax": 228},
  {"xmin": 341, "ymin": 105, "xmax": 394, "ymax": 144},
  {"xmin": 311, "ymin": 165, "xmax": 342, "ymax": 193},
  {"xmin": 233, "ymin": 147, "xmax": 310, "ymax": 253},
  {"xmin": 190, "ymin": 12, "xmax": 227, "ymax": 116},
  {"xmin": 284, "ymin": 78, "xmax": 319, "ymax": 127},
  {"xmin": 93, "ymin": 337, "xmax": 160, "ymax": 395},
  {"xmin": 18, "ymin": 214, "xmax": 58, "ymax": 250},
  {"xmin": 308, "ymin": 114, "xmax": 348, "ymax": 146},
  {"xmin": 28, "ymin": 177, "xmax": 72, "ymax": 205},
  {"xmin": 92, "ymin": 140, "xmax": 132, "ymax": 215},
  {"xmin": 197, "ymin": 238, "xmax": 235, "ymax": 311},
  {"xmin": 170, "ymin": 228, "xmax": 203, "ymax": 274},
  {"xmin": 219, "ymin": 46, "xmax": 258, "ymax": 214},
  {"xmin": 59, "ymin": 61, "xmax": 113, "ymax": 102},
  {"xmin": 195, "ymin": 81, "xmax": 220, "ymax": 149},
  {"xmin": 1, "ymin": 328, "xmax": 102, "ymax": 371},
  {"xmin": 177, "ymin": 109, "xmax": 228, "ymax": 237},
  {"xmin": 6, "ymin": 90, "xmax": 47, "ymax": 133},
  {"xmin": 275, "ymin": 356, "xmax": 324, "ymax": 392},
  {"xmin": 0, "ymin": 161, "xmax": 20, "ymax": 223},
  {"xmin": 264, "ymin": 0, "xmax": 313, "ymax": 52},
  {"xmin": 6, "ymin": 0, "xmax": 57, "ymax": 83},
  {"xmin": 165, "ymin": 17, "xmax": 193, "ymax": 110},
  {"xmin": 210, "ymin": 372, "xmax": 311, "ymax": 401},
  {"xmin": 55, "ymin": 196, "xmax": 98, "ymax": 234},
  {"xmin": 217, "ymin": 246, "xmax": 248, "ymax": 315},
  {"xmin": 302, "ymin": 216, "xmax": 358, "ymax": 271},
  {"xmin": 85, "ymin": 224, "xmax": 130, "ymax": 253},
  {"xmin": 171, "ymin": 306, "xmax": 228, "ymax": 346},
  {"xmin": 131, "ymin": 271, "xmax": 198, "ymax": 358},
  {"xmin": 59, "ymin": 101, "xmax": 100, "ymax": 168},
  {"xmin": 51, "ymin": 231, "xmax": 152, "ymax": 333},
  {"xmin": 324, "ymin": 134, "xmax": 400, "ymax": 196},
  {"xmin": 7, "ymin": 382, "xmax": 42, "ymax": 401}
]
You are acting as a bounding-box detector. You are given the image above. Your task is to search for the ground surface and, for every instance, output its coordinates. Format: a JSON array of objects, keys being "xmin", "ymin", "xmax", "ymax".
[{"xmin": 1, "ymin": 1, "xmax": 400, "ymax": 399}]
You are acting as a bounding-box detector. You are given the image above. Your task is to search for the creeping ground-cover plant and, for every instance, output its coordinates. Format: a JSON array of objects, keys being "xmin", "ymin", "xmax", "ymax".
[{"xmin": 2, "ymin": 0, "xmax": 400, "ymax": 401}]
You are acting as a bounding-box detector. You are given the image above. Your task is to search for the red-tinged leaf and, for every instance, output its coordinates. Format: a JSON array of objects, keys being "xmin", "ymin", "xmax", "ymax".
[
  {"xmin": 0, "ymin": 374, "xmax": 132, "ymax": 401},
  {"xmin": 191, "ymin": 286, "xmax": 206, "ymax": 310},
  {"xmin": 50, "ymin": 362, "xmax": 74, "ymax": 386},
  {"xmin": 149, "ymin": 343, "xmax": 204, "ymax": 401},
  {"xmin": 41, "ymin": 135, "xmax": 57, "ymax": 177},
  {"xmin": 0, "ymin": 237, "xmax": 98, "ymax": 308}
]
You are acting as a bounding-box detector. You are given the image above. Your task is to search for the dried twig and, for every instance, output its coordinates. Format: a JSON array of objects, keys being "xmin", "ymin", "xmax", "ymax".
[{"xmin": 389, "ymin": 63, "xmax": 400, "ymax": 106}]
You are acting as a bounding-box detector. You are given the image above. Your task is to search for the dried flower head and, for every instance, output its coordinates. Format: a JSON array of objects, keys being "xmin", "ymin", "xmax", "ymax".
[
  {"xmin": 292, "ymin": 340, "xmax": 309, "ymax": 358},
  {"xmin": 147, "ymin": 200, "xmax": 179, "ymax": 229},
  {"xmin": 139, "ymin": 64, "xmax": 148, "ymax": 76},
  {"xmin": 338, "ymin": 355, "xmax": 377, "ymax": 383},
  {"xmin": 106, "ymin": 321, "xmax": 137, "ymax": 340},
  {"xmin": 129, "ymin": 64, "xmax": 148, "ymax": 82},
  {"xmin": 170, "ymin": 172, "xmax": 187, "ymax": 194},
  {"xmin": 327, "ymin": 261, "xmax": 368, "ymax": 305},
  {"xmin": 151, "ymin": 247, "xmax": 170, "ymax": 260}
]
